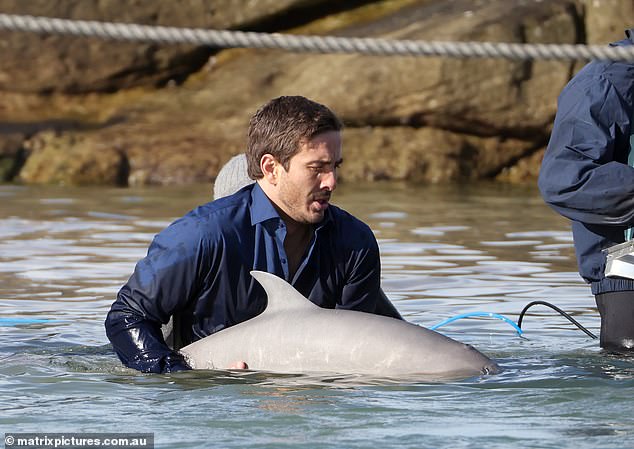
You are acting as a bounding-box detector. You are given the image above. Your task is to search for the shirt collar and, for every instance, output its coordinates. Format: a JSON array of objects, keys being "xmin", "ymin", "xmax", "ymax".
[
  {"xmin": 248, "ymin": 182, "xmax": 333, "ymax": 229},
  {"xmin": 249, "ymin": 182, "xmax": 280, "ymax": 225}
]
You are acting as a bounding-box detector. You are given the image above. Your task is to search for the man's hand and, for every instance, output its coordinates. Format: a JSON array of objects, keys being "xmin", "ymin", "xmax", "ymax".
[
  {"xmin": 228, "ymin": 361, "xmax": 248, "ymax": 369},
  {"xmin": 162, "ymin": 352, "xmax": 192, "ymax": 373}
]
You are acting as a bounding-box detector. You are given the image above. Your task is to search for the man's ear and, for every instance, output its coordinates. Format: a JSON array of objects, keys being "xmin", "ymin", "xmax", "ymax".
[{"xmin": 260, "ymin": 153, "xmax": 278, "ymax": 186}]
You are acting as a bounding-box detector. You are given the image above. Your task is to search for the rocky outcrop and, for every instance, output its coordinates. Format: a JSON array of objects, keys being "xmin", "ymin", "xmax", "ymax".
[
  {"xmin": 582, "ymin": 0, "xmax": 634, "ymax": 45},
  {"xmin": 0, "ymin": 0, "xmax": 631, "ymax": 185},
  {"xmin": 0, "ymin": 0, "xmax": 334, "ymax": 93}
]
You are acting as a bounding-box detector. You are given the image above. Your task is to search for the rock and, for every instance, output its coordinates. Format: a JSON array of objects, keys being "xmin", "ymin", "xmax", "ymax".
[
  {"xmin": 341, "ymin": 126, "xmax": 537, "ymax": 182},
  {"xmin": 93, "ymin": 0, "xmax": 577, "ymax": 184},
  {"xmin": 495, "ymin": 147, "xmax": 546, "ymax": 183},
  {"xmin": 0, "ymin": 0, "xmax": 627, "ymax": 185},
  {"xmin": 0, "ymin": 132, "xmax": 25, "ymax": 181},
  {"xmin": 19, "ymin": 131, "xmax": 128, "ymax": 185},
  {"xmin": 582, "ymin": 0, "xmax": 634, "ymax": 44},
  {"xmin": 0, "ymin": 0, "xmax": 333, "ymax": 93},
  {"xmin": 277, "ymin": 0, "xmax": 577, "ymax": 136}
]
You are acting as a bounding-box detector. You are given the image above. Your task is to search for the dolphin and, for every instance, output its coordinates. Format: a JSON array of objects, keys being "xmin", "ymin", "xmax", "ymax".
[{"xmin": 180, "ymin": 271, "xmax": 499, "ymax": 379}]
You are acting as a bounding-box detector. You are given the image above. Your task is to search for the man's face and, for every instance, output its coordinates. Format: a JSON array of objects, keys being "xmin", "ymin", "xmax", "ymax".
[{"xmin": 275, "ymin": 130, "xmax": 342, "ymax": 225}]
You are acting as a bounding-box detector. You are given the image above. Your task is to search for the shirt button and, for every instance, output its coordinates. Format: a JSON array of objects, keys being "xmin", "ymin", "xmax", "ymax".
[{"xmin": 281, "ymin": 259, "xmax": 287, "ymax": 264}]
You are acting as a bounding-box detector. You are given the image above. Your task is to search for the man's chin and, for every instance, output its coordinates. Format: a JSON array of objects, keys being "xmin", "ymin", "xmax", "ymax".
[
  {"xmin": 310, "ymin": 215, "xmax": 325, "ymax": 224},
  {"xmin": 306, "ymin": 210, "xmax": 326, "ymax": 224},
  {"xmin": 307, "ymin": 202, "xmax": 328, "ymax": 219}
]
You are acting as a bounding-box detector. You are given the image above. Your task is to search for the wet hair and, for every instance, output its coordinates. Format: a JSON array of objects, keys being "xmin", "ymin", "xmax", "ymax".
[{"xmin": 246, "ymin": 96, "xmax": 343, "ymax": 179}]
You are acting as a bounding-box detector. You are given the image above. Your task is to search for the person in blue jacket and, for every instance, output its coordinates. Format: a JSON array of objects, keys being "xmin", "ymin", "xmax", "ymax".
[
  {"xmin": 105, "ymin": 95, "xmax": 402, "ymax": 373},
  {"xmin": 538, "ymin": 29, "xmax": 634, "ymax": 352}
]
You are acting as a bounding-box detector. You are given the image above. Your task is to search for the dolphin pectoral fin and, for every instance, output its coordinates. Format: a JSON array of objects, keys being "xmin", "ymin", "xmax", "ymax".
[{"xmin": 250, "ymin": 271, "xmax": 320, "ymax": 313}]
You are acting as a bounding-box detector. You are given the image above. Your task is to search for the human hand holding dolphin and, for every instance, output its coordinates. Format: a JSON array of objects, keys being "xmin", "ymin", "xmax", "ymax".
[{"xmin": 228, "ymin": 361, "xmax": 248, "ymax": 369}]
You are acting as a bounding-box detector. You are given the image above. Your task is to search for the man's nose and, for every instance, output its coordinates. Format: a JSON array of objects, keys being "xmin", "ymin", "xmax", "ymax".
[{"xmin": 321, "ymin": 169, "xmax": 337, "ymax": 191}]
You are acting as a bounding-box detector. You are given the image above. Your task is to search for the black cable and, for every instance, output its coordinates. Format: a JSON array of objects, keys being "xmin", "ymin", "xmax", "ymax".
[{"xmin": 517, "ymin": 300, "xmax": 597, "ymax": 339}]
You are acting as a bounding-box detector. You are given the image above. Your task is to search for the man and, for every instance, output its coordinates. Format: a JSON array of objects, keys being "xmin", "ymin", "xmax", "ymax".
[
  {"xmin": 538, "ymin": 29, "xmax": 634, "ymax": 352},
  {"xmin": 105, "ymin": 95, "xmax": 401, "ymax": 373}
]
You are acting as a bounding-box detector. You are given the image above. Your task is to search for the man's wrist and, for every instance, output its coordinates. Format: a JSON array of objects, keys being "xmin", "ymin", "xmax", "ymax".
[{"xmin": 162, "ymin": 352, "xmax": 191, "ymax": 373}]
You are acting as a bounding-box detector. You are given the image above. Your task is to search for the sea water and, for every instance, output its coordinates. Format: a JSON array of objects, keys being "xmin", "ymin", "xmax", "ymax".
[{"xmin": 1, "ymin": 182, "xmax": 633, "ymax": 449}]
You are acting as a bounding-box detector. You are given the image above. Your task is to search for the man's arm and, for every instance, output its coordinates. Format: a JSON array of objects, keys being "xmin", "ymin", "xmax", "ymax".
[
  {"xmin": 375, "ymin": 288, "xmax": 403, "ymax": 320},
  {"xmin": 105, "ymin": 299, "xmax": 190, "ymax": 373},
  {"xmin": 538, "ymin": 69, "xmax": 634, "ymax": 226},
  {"xmin": 336, "ymin": 221, "xmax": 402, "ymax": 320},
  {"xmin": 105, "ymin": 218, "xmax": 208, "ymax": 373}
]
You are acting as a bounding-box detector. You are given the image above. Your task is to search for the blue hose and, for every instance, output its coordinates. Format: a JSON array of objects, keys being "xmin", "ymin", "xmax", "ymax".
[
  {"xmin": 0, "ymin": 317, "xmax": 59, "ymax": 326},
  {"xmin": 430, "ymin": 312, "xmax": 523, "ymax": 335}
]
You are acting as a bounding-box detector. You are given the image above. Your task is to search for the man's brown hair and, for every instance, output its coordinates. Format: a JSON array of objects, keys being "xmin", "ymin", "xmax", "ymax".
[{"xmin": 246, "ymin": 96, "xmax": 343, "ymax": 179}]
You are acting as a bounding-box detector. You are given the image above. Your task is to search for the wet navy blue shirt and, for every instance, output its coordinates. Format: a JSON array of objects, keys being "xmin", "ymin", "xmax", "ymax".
[
  {"xmin": 105, "ymin": 183, "xmax": 400, "ymax": 373},
  {"xmin": 538, "ymin": 29, "xmax": 634, "ymax": 295}
]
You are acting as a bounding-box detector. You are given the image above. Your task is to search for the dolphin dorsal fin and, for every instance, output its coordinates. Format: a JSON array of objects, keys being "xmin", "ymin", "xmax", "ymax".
[{"xmin": 250, "ymin": 271, "xmax": 320, "ymax": 313}]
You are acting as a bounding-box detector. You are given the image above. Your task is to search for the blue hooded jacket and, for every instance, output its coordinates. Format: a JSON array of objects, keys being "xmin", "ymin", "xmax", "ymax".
[{"xmin": 538, "ymin": 29, "xmax": 634, "ymax": 295}]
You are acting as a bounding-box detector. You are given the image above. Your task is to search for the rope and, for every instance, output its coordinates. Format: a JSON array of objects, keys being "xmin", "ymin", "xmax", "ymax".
[{"xmin": 1, "ymin": 13, "xmax": 634, "ymax": 62}]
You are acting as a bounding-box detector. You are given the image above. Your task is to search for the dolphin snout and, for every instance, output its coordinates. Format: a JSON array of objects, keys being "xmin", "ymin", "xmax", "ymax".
[
  {"xmin": 462, "ymin": 343, "xmax": 500, "ymax": 375},
  {"xmin": 481, "ymin": 360, "xmax": 501, "ymax": 375}
]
